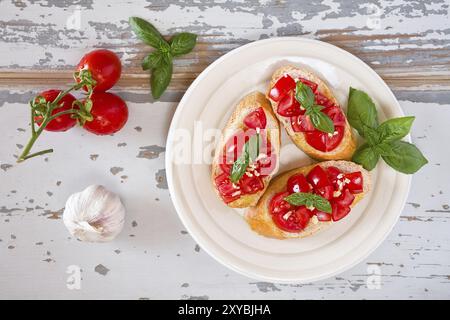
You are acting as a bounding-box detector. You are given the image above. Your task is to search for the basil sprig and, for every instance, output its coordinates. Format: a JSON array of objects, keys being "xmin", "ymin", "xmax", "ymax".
[
  {"xmin": 230, "ymin": 134, "xmax": 260, "ymax": 183},
  {"xmin": 347, "ymin": 87, "xmax": 427, "ymax": 174},
  {"xmin": 284, "ymin": 192, "xmax": 332, "ymax": 213},
  {"xmin": 129, "ymin": 17, "xmax": 197, "ymax": 99},
  {"xmin": 295, "ymin": 82, "xmax": 335, "ymax": 134}
]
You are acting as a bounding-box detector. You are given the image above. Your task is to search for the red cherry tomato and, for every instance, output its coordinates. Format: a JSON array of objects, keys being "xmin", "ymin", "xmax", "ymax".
[
  {"xmin": 344, "ymin": 172, "xmax": 364, "ymax": 194},
  {"xmin": 315, "ymin": 210, "xmax": 332, "ymax": 221},
  {"xmin": 82, "ymin": 92, "xmax": 128, "ymax": 135},
  {"xmin": 291, "ymin": 114, "xmax": 314, "ymax": 132},
  {"xmin": 315, "ymin": 185, "xmax": 334, "ymax": 200},
  {"xmin": 35, "ymin": 90, "xmax": 77, "ymax": 132},
  {"xmin": 272, "ymin": 206, "xmax": 312, "ymax": 232},
  {"xmin": 287, "ymin": 173, "xmax": 311, "ymax": 194},
  {"xmin": 243, "ymin": 107, "xmax": 267, "ymax": 130},
  {"xmin": 331, "ymin": 202, "xmax": 351, "ymax": 221},
  {"xmin": 304, "ymin": 126, "xmax": 345, "ymax": 152},
  {"xmin": 334, "ymin": 189, "xmax": 355, "ymax": 207},
  {"xmin": 76, "ymin": 49, "xmax": 121, "ymax": 92},
  {"xmin": 277, "ymin": 91, "xmax": 302, "ymax": 117},
  {"xmin": 269, "ymin": 192, "xmax": 293, "ymax": 215},
  {"xmin": 240, "ymin": 174, "xmax": 264, "ymax": 194},
  {"xmin": 299, "ymin": 78, "xmax": 318, "ymax": 93},
  {"xmin": 268, "ymin": 74, "xmax": 296, "ymax": 102},
  {"xmin": 307, "ymin": 165, "xmax": 331, "ymax": 189},
  {"xmin": 323, "ymin": 105, "xmax": 346, "ymax": 127}
]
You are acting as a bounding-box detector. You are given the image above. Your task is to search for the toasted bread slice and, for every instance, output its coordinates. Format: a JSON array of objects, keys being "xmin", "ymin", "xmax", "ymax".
[
  {"xmin": 245, "ymin": 160, "xmax": 370, "ymax": 239},
  {"xmin": 267, "ymin": 65, "xmax": 356, "ymax": 160},
  {"xmin": 211, "ymin": 91, "xmax": 281, "ymax": 208}
]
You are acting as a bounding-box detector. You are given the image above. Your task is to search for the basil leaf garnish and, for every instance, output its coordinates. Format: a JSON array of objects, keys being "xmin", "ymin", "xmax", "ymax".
[
  {"xmin": 352, "ymin": 143, "xmax": 380, "ymax": 171},
  {"xmin": 377, "ymin": 116, "xmax": 415, "ymax": 143},
  {"xmin": 170, "ymin": 32, "xmax": 197, "ymax": 57},
  {"xmin": 229, "ymin": 133, "xmax": 260, "ymax": 183},
  {"xmin": 347, "ymin": 87, "xmax": 379, "ymax": 137},
  {"xmin": 295, "ymin": 82, "xmax": 315, "ymax": 108},
  {"xmin": 295, "ymin": 82, "xmax": 335, "ymax": 134},
  {"xmin": 381, "ymin": 141, "xmax": 428, "ymax": 174},
  {"xmin": 151, "ymin": 61, "xmax": 173, "ymax": 99},
  {"xmin": 310, "ymin": 110, "xmax": 335, "ymax": 134},
  {"xmin": 284, "ymin": 192, "xmax": 332, "ymax": 213},
  {"xmin": 129, "ymin": 17, "xmax": 167, "ymax": 49}
]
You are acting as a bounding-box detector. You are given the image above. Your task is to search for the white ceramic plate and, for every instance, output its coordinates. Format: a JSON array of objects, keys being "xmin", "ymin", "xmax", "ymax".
[{"xmin": 165, "ymin": 37, "xmax": 411, "ymax": 283}]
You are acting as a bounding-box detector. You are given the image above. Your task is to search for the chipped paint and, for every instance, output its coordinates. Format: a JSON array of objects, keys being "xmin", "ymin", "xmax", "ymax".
[
  {"xmin": 155, "ymin": 169, "xmax": 168, "ymax": 189},
  {"xmin": 110, "ymin": 167, "xmax": 124, "ymax": 175},
  {"xmin": 137, "ymin": 145, "xmax": 166, "ymax": 160},
  {"xmin": 94, "ymin": 264, "xmax": 110, "ymax": 276}
]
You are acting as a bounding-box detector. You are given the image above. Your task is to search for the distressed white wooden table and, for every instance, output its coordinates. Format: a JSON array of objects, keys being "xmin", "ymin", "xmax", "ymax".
[{"xmin": 1, "ymin": 0, "xmax": 449, "ymax": 299}]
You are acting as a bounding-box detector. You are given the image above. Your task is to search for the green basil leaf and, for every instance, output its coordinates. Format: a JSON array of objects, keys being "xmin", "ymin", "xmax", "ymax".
[
  {"xmin": 150, "ymin": 61, "xmax": 173, "ymax": 99},
  {"xmin": 310, "ymin": 111, "xmax": 335, "ymax": 134},
  {"xmin": 372, "ymin": 142, "xmax": 396, "ymax": 157},
  {"xmin": 229, "ymin": 133, "xmax": 260, "ymax": 183},
  {"xmin": 170, "ymin": 32, "xmax": 197, "ymax": 57},
  {"xmin": 284, "ymin": 192, "xmax": 332, "ymax": 213},
  {"xmin": 377, "ymin": 116, "xmax": 415, "ymax": 143},
  {"xmin": 247, "ymin": 133, "xmax": 260, "ymax": 163},
  {"xmin": 142, "ymin": 51, "xmax": 163, "ymax": 70},
  {"xmin": 352, "ymin": 143, "xmax": 380, "ymax": 171},
  {"xmin": 230, "ymin": 149, "xmax": 249, "ymax": 183},
  {"xmin": 129, "ymin": 17, "xmax": 167, "ymax": 49},
  {"xmin": 347, "ymin": 87, "xmax": 379, "ymax": 137},
  {"xmin": 295, "ymin": 82, "xmax": 315, "ymax": 109},
  {"xmin": 381, "ymin": 141, "xmax": 428, "ymax": 174}
]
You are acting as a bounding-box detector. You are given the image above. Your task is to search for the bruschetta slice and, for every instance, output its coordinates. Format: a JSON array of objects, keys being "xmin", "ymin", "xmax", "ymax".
[
  {"xmin": 267, "ymin": 65, "xmax": 356, "ymax": 160},
  {"xmin": 212, "ymin": 91, "xmax": 281, "ymax": 208},
  {"xmin": 245, "ymin": 160, "xmax": 370, "ymax": 239}
]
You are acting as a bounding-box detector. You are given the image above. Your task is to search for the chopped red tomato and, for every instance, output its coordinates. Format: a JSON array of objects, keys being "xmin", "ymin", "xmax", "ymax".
[
  {"xmin": 304, "ymin": 126, "xmax": 344, "ymax": 152},
  {"xmin": 306, "ymin": 165, "xmax": 331, "ymax": 189},
  {"xmin": 244, "ymin": 107, "xmax": 267, "ymax": 130},
  {"xmin": 240, "ymin": 174, "xmax": 264, "ymax": 194},
  {"xmin": 331, "ymin": 202, "xmax": 351, "ymax": 221},
  {"xmin": 291, "ymin": 114, "xmax": 315, "ymax": 132},
  {"xmin": 272, "ymin": 206, "xmax": 313, "ymax": 232},
  {"xmin": 344, "ymin": 172, "xmax": 364, "ymax": 194},
  {"xmin": 268, "ymin": 74, "xmax": 296, "ymax": 102},
  {"xmin": 287, "ymin": 173, "xmax": 311, "ymax": 194},
  {"xmin": 269, "ymin": 192, "xmax": 293, "ymax": 216},
  {"xmin": 334, "ymin": 189, "xmax": 355, "ymax": 207},
  {"xmin": 277, "ymin": 91, "xmax": 302, "ymax": 117}
]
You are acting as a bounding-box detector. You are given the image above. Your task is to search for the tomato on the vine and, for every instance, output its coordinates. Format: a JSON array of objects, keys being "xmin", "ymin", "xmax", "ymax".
[
  {"xmin": 76, "ymin": 49, "xmax": 121, "ymax": 92},
  {"xmin": 35, "ymin": 90, "xmax": 77, "ymax": 132},
  {"xmin": 82, "ymin": 92, "xmax": 128, "ymax": 135}
]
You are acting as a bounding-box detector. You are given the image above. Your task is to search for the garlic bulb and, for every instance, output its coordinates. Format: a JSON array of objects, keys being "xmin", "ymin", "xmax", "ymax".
[{"xmin": 63, "ymin": 185, "xmax": 125, "ymax": 242}]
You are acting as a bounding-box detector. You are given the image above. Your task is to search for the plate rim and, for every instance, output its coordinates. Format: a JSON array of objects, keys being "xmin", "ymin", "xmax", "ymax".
[{"xmin": 165, "ymin": 37, "xmax": 411, "ymax": 283}]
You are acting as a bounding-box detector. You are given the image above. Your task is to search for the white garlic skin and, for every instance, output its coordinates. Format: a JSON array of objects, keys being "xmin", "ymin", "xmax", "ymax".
[{"xmin": 63, "ymin": 185, "xmax": 125, "ymax": 242}]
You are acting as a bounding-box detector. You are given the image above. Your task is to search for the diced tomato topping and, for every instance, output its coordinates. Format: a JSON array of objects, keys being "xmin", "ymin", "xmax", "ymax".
[
  {"xmin": 315, "ymin": 185, "xmax": 334, "ymax": 200},
  {"xmin": 291, "ymin": 114, "xmax": 315, "ymax": 132},
  {"xmin": 344, "ymin": 172, "xmax": 364, "ymax": 194},
  {"xmin": 334, "ymin": 189, "xmax": 355, "ymax": 207},
  {"xmin": 304, "ymin": 126, "xmax": 345, "ymax": 152},
  {"xmin": 315, "ymin": 210, "xmax": 332, "ymax": 221},
  {"xmin": 258, "ymin": 153, "xmax": 277, "ymax": 176},
  {"xmin": 299, "ymin": 78, "xmax": 318, "ymax": 93},
  {"xmin": 326, "ymin": 166, "xmax": 341, "ymax": 185},
  {"xmin": 306, "ymin": 165, "xmax": 331, "ymax": 189},
  {"xmin": 268, "ymin": 164, "xmax": 364, "ymax": 229},
  {"xmin": 269, "ymin": 75, "xmax": 296, "ymax": 102},
  {"xmin": 323, "ymin": 105, "xmax": 346, "ymax": 127},
  {"xmin": 277, "ymin": 91, "xmax": 302, "ymax": 117},
  {"xmin": 244, "ymin": 107, "xmax": 267, "ymax": 130},
  {"xmin": 315, "ymin": 92, "xmax": 335, "ymax": 109},
  {"xmin": 269, "ymin": 192, "xmax": 293, "ymax": 216},
  {"xmin": 214, "ymin": 173, "xmax": 241, "ymax": 203},
  {"xmin": 240, "ymin": 174, "xmax": 264, "ymax": 194},
  {"xmin": 331, "ymin": 202, "xmax": 351, "ymax": 221},
  {"xmin": 287, "ymin": 173, "xmax": 311, "ymax": 194},
  {"xmin": 272, "ymin": 206, "xmax": 313, "ymax": 232}
]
